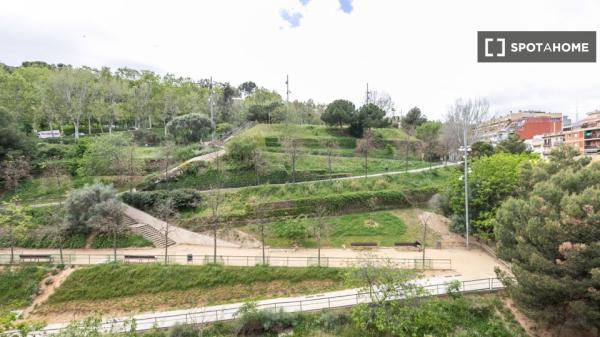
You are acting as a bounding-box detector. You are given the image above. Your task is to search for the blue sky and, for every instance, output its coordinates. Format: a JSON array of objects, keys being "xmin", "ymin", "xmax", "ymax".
[{"xmin": 1, "ymin": 0, "xmax": 600, "ymax": 120}]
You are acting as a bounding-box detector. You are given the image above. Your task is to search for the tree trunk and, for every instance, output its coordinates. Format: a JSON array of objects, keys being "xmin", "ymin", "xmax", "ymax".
[
  {"xmin": 328, "ymin": 151, "xmax": 332, "ymax": 179},
  {"xmin": 74, "ymin": 123, "xmax": 79, "ymax": 140},
  {"xmin": 213, "ymin": 221, "xmax": 218, "ymax": 264},
  {"xmin": 113, "ymin": 229, "xmax": 117, "ymax": 263},
  {"xmin": 9, "ymin": 226, "xmax": 14, "ymax": 265},
  {"xmin": 164, "ymin": 223, "xmax": 169, "ymax": 264},
  {"xmin": 59, "ymin": 244, "xmax": 64, "ymax": 265},
  {"xmin": 261, "ymin": 224, "xmax": 266, "ymax": 265},
  {"xmin": 291, "ymin": 151, "xmax": 296, "ymax": 183},
  {"xmin": 88, "ymin": 116, "xmax": 92, "ymax": 135},
  {"xmin": 364, "ymin": 152, "xmax": 368, "ymax": 179},
  {"xmin": 317, "ymin": 231, "xmax": 321, "ymax": 267}
]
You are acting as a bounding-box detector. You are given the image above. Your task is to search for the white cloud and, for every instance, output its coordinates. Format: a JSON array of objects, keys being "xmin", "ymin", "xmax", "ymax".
[{"xmin": 1, "ymin": 0, "xmax": 599, "ymax": 120}]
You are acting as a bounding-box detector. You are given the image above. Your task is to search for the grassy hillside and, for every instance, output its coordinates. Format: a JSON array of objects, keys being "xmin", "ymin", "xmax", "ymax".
[
  {"xmin": 150, "ymin": 124, "xmax": 427, "ymax": 190},
  {"xmin": 0, "ymin": 266, "xmax": 48, "ymax": 310},
  {"xmin": 241, "ymin": 209, "xmax": 440, "ymax": 248},
  {"xmin": 177, "ymin": 167, "xmax": 455, "ymax": 227}
]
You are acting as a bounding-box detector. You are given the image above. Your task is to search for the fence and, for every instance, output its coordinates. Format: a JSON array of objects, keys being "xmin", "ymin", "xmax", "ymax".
[
  {"xmin": 5, "ymin": 278, "xmax": 504, "ymax": 337},
  {"xmin": 0, "ymin": 253, "xmax": 452, "ymax": 270}
]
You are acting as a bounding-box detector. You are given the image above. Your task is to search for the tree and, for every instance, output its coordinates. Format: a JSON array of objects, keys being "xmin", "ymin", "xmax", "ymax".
[
  {"xmin": 206, "ymin": 188, "xmax": 224, "ymax": 264},
  {"xmin": 64, "ymin": 183, "xmax": 117, "ymax": 233},
  {"xmin": 87, "ymin": 198, "xmax": 126, "ymax": 263},
  {"xmin": 39, "ymin": 209, "xmax": 69, "ymax": 265},
  {"xmin": 415, "ymin": 121, "xmax": 442, "ymax": 168},
  {"xmin": 444, "ymin": 98, "xmax": 489, "ymax": 149},
  {"xmin": 400, "ymin": 106, "xmax": 427, "ymax": 131},
  {"xmin": 282, "ymin": 137, "xmax": 300, "ymax": 183},
  {"xmin": 470, "ymin": 141, "xmax": 495, "ymax": 159},
  {"xmin": 356, "ymin": 130, "xmax": 376, "ymax": 179},
  {"xmin": 321, "ymin": 99, "xmax": 355, "ymax": 127},
  {"xmin": 348, "ymin": 103, "xmax": 389, "ymax": 138},
  {"xmin": 0, "ymin": 198, "xmax": 31, "ymax": 264},
  {"xmin": 1, "ymin": 155, "xmax": 30, "ymax": 193},
  {"xmin": 77, "ymin": 134, "xmax": 134, "ymax": 177},
  {"xmin": 238, "ymin": 81, "xmax": 257, "ymax": 97},
  {"xmin": 161, "ymin": 140, "xmax": 177, "ymax": 179},
  {"xmin": 249, "ymin": 195, "xmax": 267, "ymax": 265},
  {"xmin": 370, "ymin": 90, "xmax": 395, "ymax": 116},
  {"xmin": 0, "ymin": 107, "xmax": 32, "ymax": 161},
  {"xmin": 166, "ymin": 113, "xmax": 213, "ymax": 144},
  {"xmin": 310, "ymin": 205, "xmax": 329, "ymax": 267},
  {"xmin": 494, "ymin": 155, "xmax": 600, "ymax": 333},
  {"xmin": 322, "ymin": 139, "xmax": 339, "ymax": 179},
  {"xmin": 496, "ymin": 134, "xmax": 527, "ymax": 154},
  {"xmin": 47, "ymin": 67, "xmax": 94, "ymax": 140},
  {"xmin": 155, "ymin": 197, "xmax": 175, "ymax": 264},
  {"xmin": 442, "ymin": 153, "xmax": 535, "ymax": 239}
]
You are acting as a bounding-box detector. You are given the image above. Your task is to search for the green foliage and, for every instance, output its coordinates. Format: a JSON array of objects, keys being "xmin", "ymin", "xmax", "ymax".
[
  {"xmin": 272, "ymin": 216, "xmax": 307, "ymax": 243},
  {"xmin": 0, "ymin": 106, "xmax": 34, "ymax": 162},
  {"xmin": 321, "ymin": 99, "xmax": 355, "ymax": 127},
  {"xmin": 0, "ymin": 266, "xmax": 48, "ymax": 310},
  {"xmin": 121, "ymin": 189, "xmax": 202, "ymax": 211},
  {"xmin": 77, "ymin": 133, "xmax": 142, "ymax": 177},
  {"xmin": 166, "ymin": 113, "xmax": 214, "ymax": 144},
  {"xmin": 442, "ymin": 153, "xmax": 536, "ymax": 239},
  {"xmin": 400, "ymin": 106, "xmax": 427, "ymax": 131},
  {"xmin": 64, "ymin": 183, "xmax": 117, "ymax": 233},
  {"xmin": 48, "ymin": 264, "xmax": 347, "ymax": 303},
  {"xmin": 90, "ymin": 232, "xmax": 153, "ymax": 248},
  {"xmin": 470, "ymin": 141, "xmax": 495, "ymax": 159},
  {"xmin": 496, "ymin": 134, "xmax": 527, "ymax": 154},
  {"xmin": 494, "ymin": 150, "xmax": 600, "ymax": 331},
  {"xmin": 132, "ymin": 129, "xmax": 163, "ymax": 146}
]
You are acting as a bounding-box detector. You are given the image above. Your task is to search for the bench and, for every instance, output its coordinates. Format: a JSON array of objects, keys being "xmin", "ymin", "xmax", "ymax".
[
  {"xmin": 394, "ymin": 241, "xmax": 422, "ymax": 247},
  {"xmin": 19, "ymin": 254, "xmax": 53, "ymax": 263},
  {"xmin": 350, "ymin": 242, "xmax": 378, "ymax": 248},
  {"xmin": 123, "ymin": 255, "xmax": 156, "ymax": 263}
]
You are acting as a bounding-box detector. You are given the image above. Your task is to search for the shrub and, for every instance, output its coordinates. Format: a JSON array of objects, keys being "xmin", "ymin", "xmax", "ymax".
[
  {"xmin": 132, "ymin": 129, "xmax": 163, "ymax": 146},
  {"xmin": 121, "ymin": 189, "xmax": 202, "ymax": 211}
]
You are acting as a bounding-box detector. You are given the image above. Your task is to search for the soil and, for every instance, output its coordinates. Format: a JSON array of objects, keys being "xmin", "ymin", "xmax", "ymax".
[
  {"xmin": 20, "ymin": 267, "xmax": 77, "ymax": 319},
  {"xmin": 216, "ymin": 228, "xmax": 262, "ymax": 248}
]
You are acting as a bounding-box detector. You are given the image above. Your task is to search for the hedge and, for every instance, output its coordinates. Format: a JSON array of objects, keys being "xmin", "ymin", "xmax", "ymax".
[
  {"xmin": 121, "ymin": 189, "xmax": 202, "ymax": 211},
  {"xmin": 245, "ymin": 186, "xmax": 438, "ymax": 218}
]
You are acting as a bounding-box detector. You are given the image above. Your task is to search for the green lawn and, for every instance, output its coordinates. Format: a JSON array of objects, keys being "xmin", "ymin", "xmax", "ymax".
[
  {"xmin": 48, "ymin": 264, "xmax": 350, "ymax": 303},
  {"xmin": 241, "ymin": 210, "xmax": 440, "ymax": 248}
]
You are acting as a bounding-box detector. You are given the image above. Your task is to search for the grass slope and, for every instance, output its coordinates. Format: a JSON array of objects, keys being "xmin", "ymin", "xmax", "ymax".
[
  {"xmin": 48, "ymin": 264, "xmax": 349, "ymax": 303},
  {"xmin": 0, "ymin": 266, "xmax": 48, "ymax": 310},
  {"xmin": 242, "ymin": 209, "xmax": 440, "ymax": 248}
]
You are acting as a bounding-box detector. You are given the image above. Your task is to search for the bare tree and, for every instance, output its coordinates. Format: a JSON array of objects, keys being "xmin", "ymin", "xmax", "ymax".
[
  {"xmin": 38, "ymin": 209, "xmax": 69, "ymax": 265},
  {"xmin": 117, "ymin": 139, "xmax": 142, "ymax": 192},
  {"xmin": 250, "ymin": 147, "xmax": 267, "ymax": 185},
  {"xmin": 48, "ymin": 67, "xmax": 93, "ymax": 140},
  {"xmin": 155, "ymin": 198, "xmax": 175, "ymax": 264},
  {"xmin": 282, "ymin": 137, "xmax": 300, "ymax": 183},
  {"xmin": 248, "ymin": 195, "xmax": 267, "ymax": 265},
  {"xmin": 206, "ymin": 188, "xmax": 224, "ymax": 264},
  {"xmin": 356, "ymin": 130, "xmax": 376, "ymax": 179},
  {"xmin": 370, "ymin": 90, "xmax": 396, "ymax": 117},
  {"xmin": 444, "ymin": 98, "xmax": 490, "ymax": 149},
  {"xmin": 162, "ymin": 140, "xmax": 177, "ymax": 179},
  {"xmin": 311, "ymin": 204, "xmax": 329, "ymax": 267},
  {"xmin": 87, "ymin": 198, "xmax": 126, "ymax": 263},
  {"xmin": 321, "ymin": 139, "xmax": 338, "ymax": 179},
  {"xmin": 43, "ymin": 158, "xmax": 68, "ymax": 199},
  {"xmin": 1, "ymin": 155, "xmax": 31, "ymax": 194}
]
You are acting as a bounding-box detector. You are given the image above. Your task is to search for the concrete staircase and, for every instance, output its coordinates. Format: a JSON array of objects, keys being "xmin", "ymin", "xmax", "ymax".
[{"xmin": 130, "ymin": 224, "xmax": 175, "ymax": 248}]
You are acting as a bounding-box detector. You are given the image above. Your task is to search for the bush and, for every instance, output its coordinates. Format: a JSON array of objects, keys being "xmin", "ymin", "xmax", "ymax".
[
  {"xmin": 121, "ymin": 189, "xmax": 202, "ymax": 211},
  {"xmin": 132, "ymin": 129, "xmax": 163, "ymax": 146}
]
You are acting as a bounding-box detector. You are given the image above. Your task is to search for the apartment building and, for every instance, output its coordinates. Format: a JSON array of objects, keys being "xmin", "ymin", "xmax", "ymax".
[{"xmin": 477, "ymin": 111, "xmax": 562, "ymax": 144}]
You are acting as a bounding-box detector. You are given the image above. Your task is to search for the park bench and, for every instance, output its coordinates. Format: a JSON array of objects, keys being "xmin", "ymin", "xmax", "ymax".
[
  {"xmin": 394, "ymin": 241, "xmax": 422, "ymax": 247},
  {"xmin": 350, "ymin": 242, "xmax": 378, "ymax": 249},
  {"xmin": 19, "ymin": 254, "xmax": 53, "ymax": 263},
  {"xmin": 123, "ymin": 255, "xmax": 156, "ymax": 263}
]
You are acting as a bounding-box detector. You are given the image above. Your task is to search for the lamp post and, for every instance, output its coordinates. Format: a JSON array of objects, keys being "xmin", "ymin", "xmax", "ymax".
[{"xmin": 459, "ymin": 129, "xmax": 472, "ymax": 249}]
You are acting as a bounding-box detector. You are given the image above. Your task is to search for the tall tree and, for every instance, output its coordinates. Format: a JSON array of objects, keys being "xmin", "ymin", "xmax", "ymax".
[
  {"xmin": 0, "ymin": 198, "xmax": 31, "ymax": 264},
  {"xmin": 322, "ymin": 139, "xmax": 339, "ymax": 179},
  {"xmin": 321, "ymin": 99, "xmax": 355, "ymax": 127},
  {"xmin": 311, "ymin": 204, "xmax": 329, "ymax": 267},
  {"xmin": 496, "ymin": 134, "xmax": 527, "ymax": 154},
  {"xmin": 400, "ymin": 106, "xmax": 427, "ymax": 131},
  {"xmin": 495, "ymin": 152, "xmax": 600, "ymax": 333},
  {"xmin": 64, "ymin": 183, "xmax": 116, "ymax": 234},
  {"xmin": 155, "ymin": 197, "xmax": 175, "ymax": 264},
  {"xmin": 87, "ymin": 198, "xmax": 126, "ymax": 263},
  {"xmin": 47, "ymin": 67, "xmax": 94, "ymax": 139},
  {"xmin": 356, "ymin": 130, "xmax": 376, "ymax": 179},
  {"xmin": 249, "ymin": 195, "xmax": 267, "ymax": 265},
  {"xmin": 1, "ymin": 155, "xmax": 30, "ymax": 193},
  {"xmin": 282, "ymin": 137, "xmax": 301, "ymax": 183},
  {"xmin": 415, "ymin": 121, "xmax": 442, "ymax": 168}
]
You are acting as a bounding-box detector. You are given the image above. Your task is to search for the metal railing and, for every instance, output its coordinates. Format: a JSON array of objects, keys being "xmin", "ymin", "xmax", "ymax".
[
  {"xmin": 5, "ymin": 277, "xmax": 503, "ymax": 337},
  {"xmin": 0, "ymin": 253, "xmax": 452, "ymax": 270}
]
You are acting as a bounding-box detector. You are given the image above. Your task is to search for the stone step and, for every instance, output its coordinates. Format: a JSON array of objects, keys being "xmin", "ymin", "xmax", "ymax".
[{"xmin": 130, "ymin": 224, "xmax": 175, "ymax": 248}]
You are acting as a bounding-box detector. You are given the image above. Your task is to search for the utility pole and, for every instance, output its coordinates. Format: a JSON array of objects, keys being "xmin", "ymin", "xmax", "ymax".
[
  {"xmin": 210, "ymin": 76, "xmax": 215, "ymax": 142},
  {"xmin": 285, "ymin": 74, "xmax": 290, "ymax": 124},
  {"xmin": 463, "ymin": 126, "xmax": 470, "ymax": 250},
  {"xmin": 365, "ymin": 83, "xmax": 370, "ymax": 104}
]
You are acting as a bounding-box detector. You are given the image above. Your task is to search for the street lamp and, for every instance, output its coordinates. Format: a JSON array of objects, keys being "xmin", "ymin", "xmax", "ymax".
[{"xmin": 459, "ymin": 143, "xmax": 472, "ymax": 250}]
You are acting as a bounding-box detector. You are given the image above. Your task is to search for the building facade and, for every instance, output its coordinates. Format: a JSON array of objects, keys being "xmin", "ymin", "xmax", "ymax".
[{"xmin": 477, "ymin": 111, "xmax": 562, "ymax": 144}]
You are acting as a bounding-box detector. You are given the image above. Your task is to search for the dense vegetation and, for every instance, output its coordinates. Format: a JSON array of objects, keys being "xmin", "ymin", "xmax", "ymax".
[{"xmin": 494, "ymin": 146, "xmax": 600, "ymax": 333}]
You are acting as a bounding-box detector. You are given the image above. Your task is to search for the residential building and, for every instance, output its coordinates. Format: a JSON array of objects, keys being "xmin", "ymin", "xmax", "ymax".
[{"xmin": 477, "ymin": 111, "xmax": 562, "ymax": 144}]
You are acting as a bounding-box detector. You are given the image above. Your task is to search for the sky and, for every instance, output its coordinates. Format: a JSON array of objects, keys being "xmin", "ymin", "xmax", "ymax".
[{"xmin": 1, "ymin": 0, "xmax": 600, "ymax": 120}]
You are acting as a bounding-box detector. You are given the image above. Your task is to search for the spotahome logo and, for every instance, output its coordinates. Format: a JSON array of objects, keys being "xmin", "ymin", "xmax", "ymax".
[{"xmin": 478, "ymin": 31, "xmax": 596, "ymax": 62}]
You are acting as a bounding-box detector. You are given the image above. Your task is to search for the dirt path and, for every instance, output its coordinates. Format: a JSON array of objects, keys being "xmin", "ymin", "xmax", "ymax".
[{"xmin": 21, "ymin": 267, "xmax": 76, "ymax": 319}]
